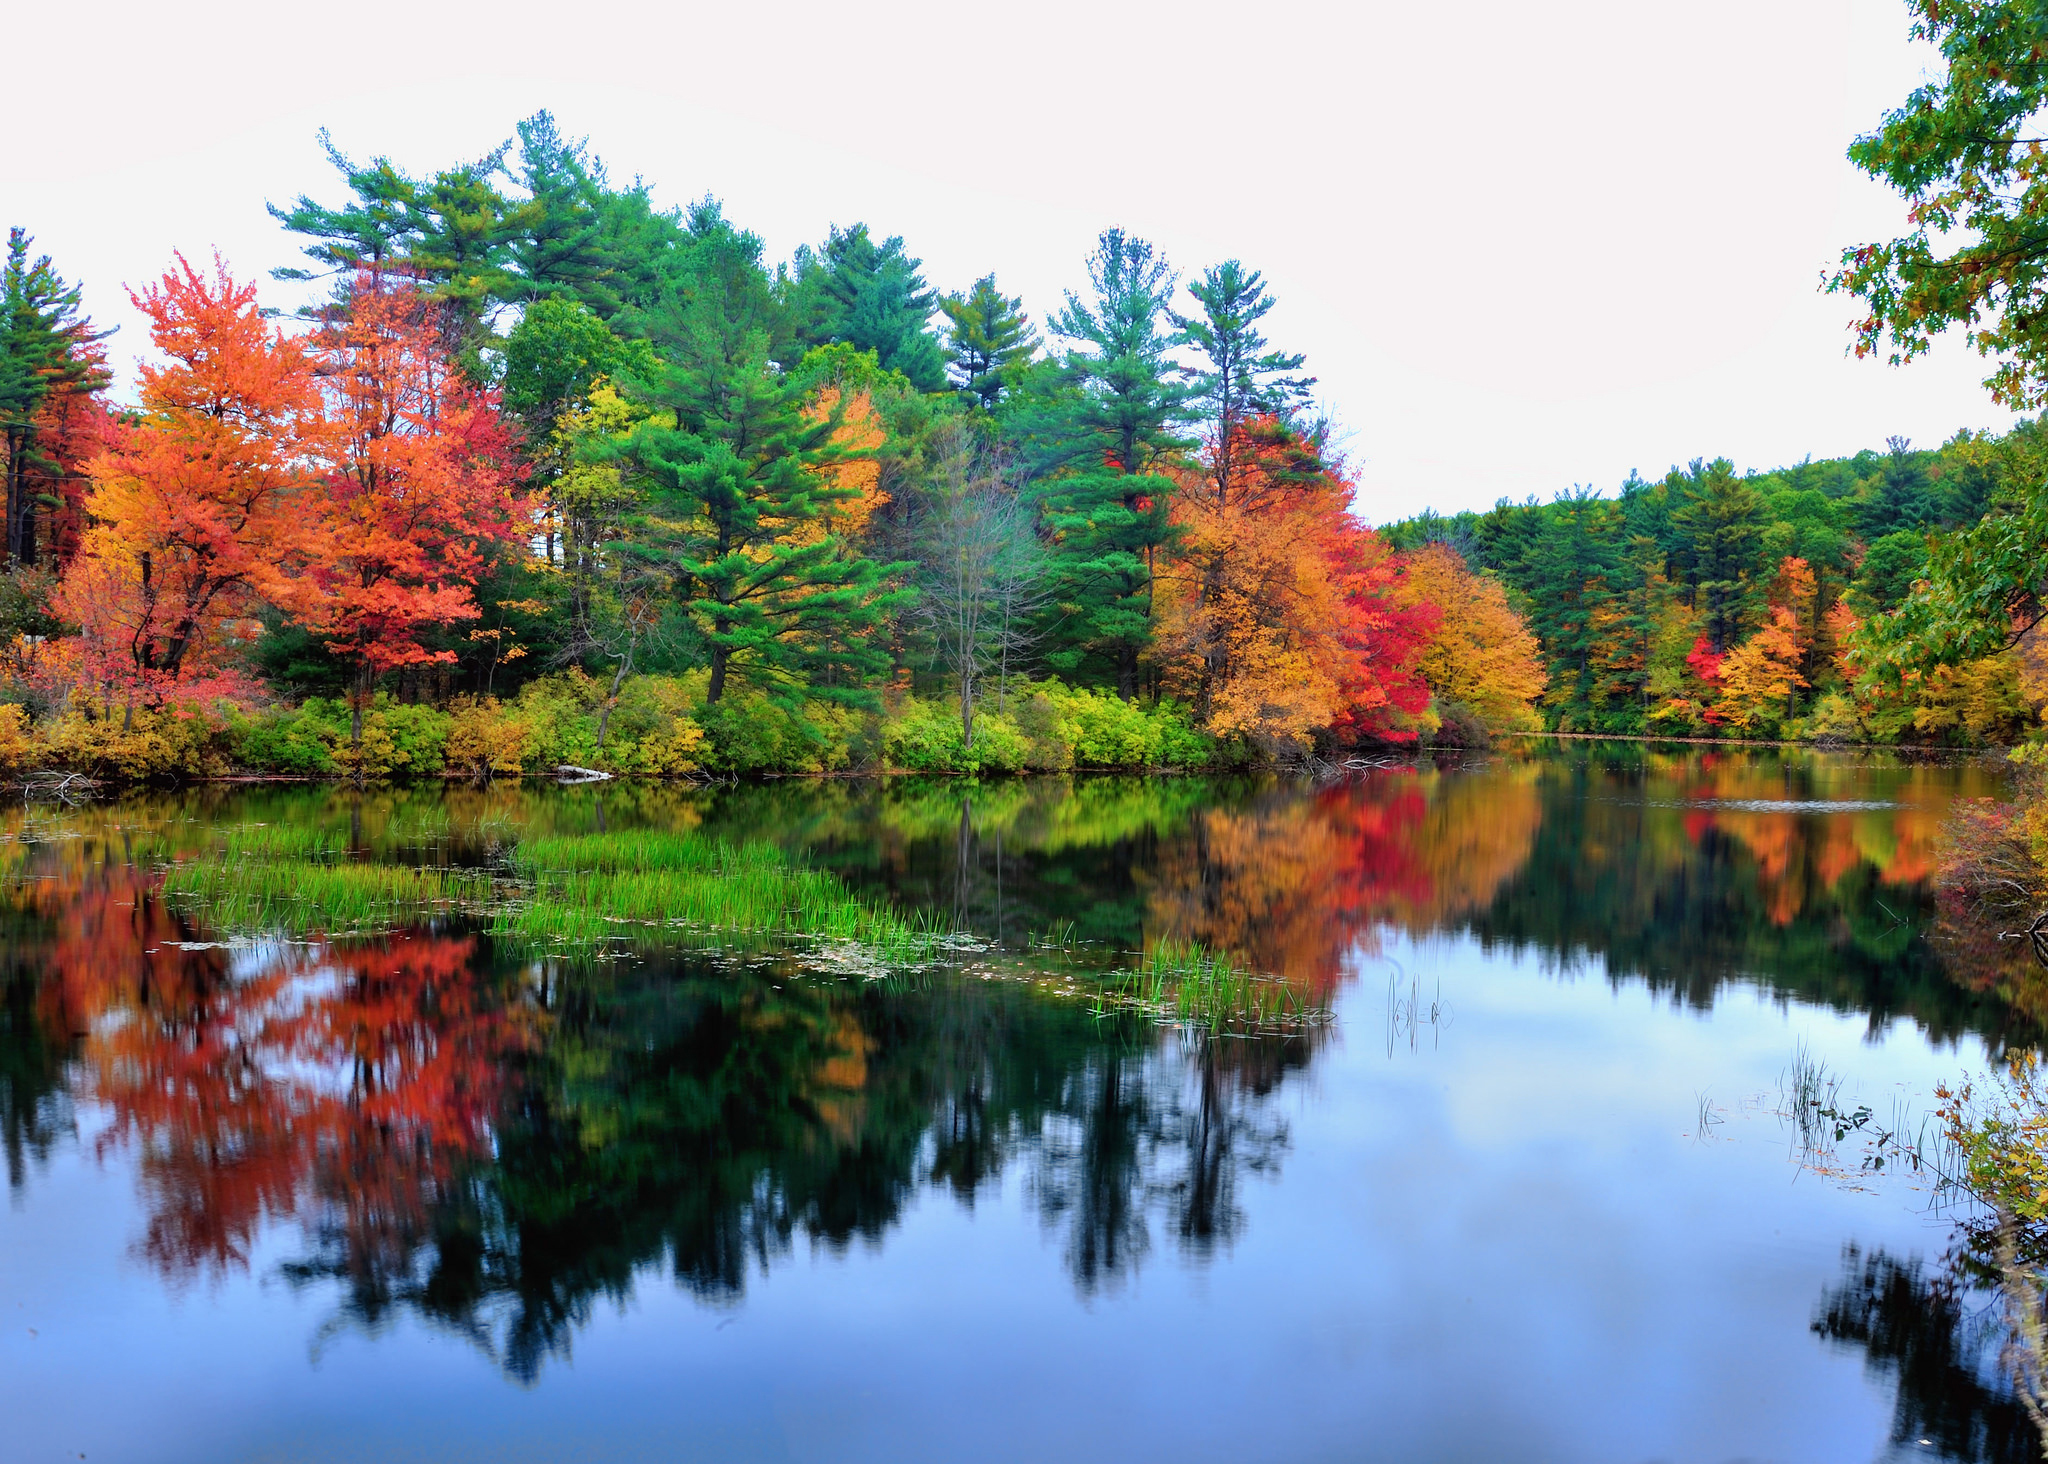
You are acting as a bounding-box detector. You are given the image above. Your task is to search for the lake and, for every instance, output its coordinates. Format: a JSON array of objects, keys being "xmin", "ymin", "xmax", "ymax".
[{"xmin": 0, "ymin": 746, "xmax": 2036, "ymax": 1463}]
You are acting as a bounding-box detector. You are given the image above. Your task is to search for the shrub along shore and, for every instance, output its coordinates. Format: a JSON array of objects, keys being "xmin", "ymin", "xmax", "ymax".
[{"xmin": 0, "ymin": 671, "xmax": 1222, "ymax": 784}]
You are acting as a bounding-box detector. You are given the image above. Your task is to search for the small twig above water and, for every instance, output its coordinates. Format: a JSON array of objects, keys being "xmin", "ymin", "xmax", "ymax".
[{"xmin": 20, "ymin": 770, "xmax": 96, "ymax": 806}]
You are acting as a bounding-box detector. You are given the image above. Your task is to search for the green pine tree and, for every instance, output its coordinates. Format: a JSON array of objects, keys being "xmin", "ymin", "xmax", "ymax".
[
  {"xmin": 620, "ymin": 230, "xmax": 908, "ymax": 704},
  {"xmin": 1524, "ymin": 489, "xmax": 1623, "ymax": 726},
  {"xmin": 1175, "ymin": 259, "xmax": 1315, "ymax": 502},
  {"xmin": 503, "ymin": 111, "xmax": 621, "ymax": 314},
  {"xmin": 1008, "ymin": 229, "xmax": 1192, "ymax": 698},
  {"xmin": 940, "ymin": 274, "xmax": 1039, "ymax": 409},
  {"xmin": 779, "ymin": 224, "xmax": 946, "ymax": 390},
  {"xmin": 0, "ymin": 230, "xmax": 107, "ymax": 568},
  {"xmin": 267, "ymin": 130, "xmax": 425, "ymax": 285},
  {"xmin": 1669, "ymin": 457, "xmax": 1767, "ymax": 652}
]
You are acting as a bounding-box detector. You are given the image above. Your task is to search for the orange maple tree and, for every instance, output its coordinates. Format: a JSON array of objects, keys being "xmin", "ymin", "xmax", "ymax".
[
  {"xmin": 1394, "ymin": 543, "xmax": 1546, "ymax": 731},
  {"xmin": 1155, "ymin": 418, "xmax": 1430, "ymax": 749},
  {"xmin": 53, "ymin": 255, "xmax": 329, "ymax": 711},
  {"xmin": 299, "ymin": 273, "xmax": 527, "ymax": 736},
  {"xmin": 1714, "ymin": 557, "xmax": 1816, "ymax": 730}
]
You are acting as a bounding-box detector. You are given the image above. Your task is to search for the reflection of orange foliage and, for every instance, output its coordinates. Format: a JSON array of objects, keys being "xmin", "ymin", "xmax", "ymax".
[
  {"xmin": 1147, "ymin": 768, "xmax": 1541, "ymax": 996},
  {"xmin": 1718, "ymin": 812, "xmax": 1800, "ymax": 924},
  {"xmin": 9, "ymin": 840, "xmax": 529, "ymax": 1278},
  {"xmin": 87, "ymin": 930, "xmax": 525, "ymax": 1278},
  {"xmin": 1654, "ymin": 757, "xmax": 1952, "ymax": 924},
  {"xmin": 1814, "ymin": 819, "xmax": 1865, "ymax": 892},
  {"xmin": 1882, "ymin": 807, "xmax": 1944, "ymax": 885},
  {"xmin": 807, "ymin": 1011, "xmax": 872, "ymax": 1145}
]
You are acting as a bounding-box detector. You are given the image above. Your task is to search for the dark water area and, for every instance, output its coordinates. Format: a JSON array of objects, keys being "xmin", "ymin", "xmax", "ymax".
[{"xmin": 1, "ymin": 746, "xmax": 2041, "ymax": 1462}]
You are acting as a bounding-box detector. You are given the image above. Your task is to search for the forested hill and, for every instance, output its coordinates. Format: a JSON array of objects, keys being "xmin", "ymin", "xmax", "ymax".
[{"xmin": 1377, "ymin": 428, "xmax": 2044, "ymax": 741}]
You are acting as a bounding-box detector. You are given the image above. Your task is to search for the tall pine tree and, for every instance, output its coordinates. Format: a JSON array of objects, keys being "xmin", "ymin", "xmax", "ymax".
[
  {"xmin": 940, "ymin": 274, "xmax": 1039, "ymax": 409},
  {"xmin": 1670, "ymin": 458, "xmax": 1767, "ymax": 652},
  {"xmin": 1175, "ymin": 259, "xmax": 1315, "ymax": 504},
  {"xmin": 1012, "ymin": 228, "xmax": 1192, "ymax": 697},
  {"xmin": 779, "ymin": 224, "xmax": 946, "ymax": 390},
  {"xmin": 0, "ymin": 230, "xmax": 109, "ymax": 568},
  {"xmin": 621, "ymin": 220, "xmax": 906, "ymax": 703}
]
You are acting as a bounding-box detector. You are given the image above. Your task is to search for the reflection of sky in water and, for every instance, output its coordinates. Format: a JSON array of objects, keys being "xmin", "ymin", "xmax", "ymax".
[
  {"xmin": 3, "ymin": 932, "xmax": 1971, "ymax": 1462},
  {"xmin": 0, "ymin": 754, "xmax": 2029, "ymax": 1462}
]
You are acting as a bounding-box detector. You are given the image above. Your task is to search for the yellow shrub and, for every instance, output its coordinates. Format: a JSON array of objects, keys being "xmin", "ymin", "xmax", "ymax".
[
  {"xmin": 43, "ymin": 703, "xmax": 227, "ymax": 780},
  {"xmin": 0, "ymin": 705, "xmax": 33, "ymax": 771},
  {"xmin": 445, "ymin": 696, "xmax": 533, "ymax": 779}
]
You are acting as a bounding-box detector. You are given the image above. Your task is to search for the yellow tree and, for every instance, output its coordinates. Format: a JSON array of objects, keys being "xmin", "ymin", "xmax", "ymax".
[
  {"xmin": 1153, "ymin": 419, "xmax": 1431, "ymax": 750},
  {"xmin": 1395, "ymin": 544, "xmax": 1546, "ymax": 731},
  {"xmin": 1715, "ymin": 606, "xmax": 1807, "ymax": 732}
]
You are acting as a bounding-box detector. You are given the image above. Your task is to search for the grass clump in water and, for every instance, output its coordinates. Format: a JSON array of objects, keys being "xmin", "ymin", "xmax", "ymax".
[
  {"xmin": 217, "ymin": 824, "xmax": 348, "ymax": 862},
  {"xmin": 1099, "ymin": 940, "xmax": 1328, "ymax": 1029},
  {"xmin": 162, "ymin": 858, "xmax": 492, "ymax": 933},
  {"xmin": 497, "ymin": 829, "xmax": 950, "ymax": 960}
]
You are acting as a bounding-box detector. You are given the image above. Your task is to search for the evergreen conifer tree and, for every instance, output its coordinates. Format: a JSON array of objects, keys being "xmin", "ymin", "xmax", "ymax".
[
  {"xmin": 621, "ymin": 229, "xmax": 907, "ymax": 703},
  {"xmin": 267, "ymin": 131, "xmax": 425, "ymax": 285},
  {"xmin": 0, "ymin": 230, "xmax": 108, "ymax": 567},
  {"xmin": 1175, "ymin": 259, "xmax": 1315, "ymax": 503},
  {"xmin": 503, "ymin": 111, "xmax": 620, "ymax": 313},
  {"xmin": 1011, "ymin": 229, "xmax": 1192, "ymax": 697},
  {"xmin": 780, "ymin": 224, "xmax": 946, "ymax": 390},
  {"xmin": 1670, "ymin": 458, "xmax": 1767, "ymax": 652},
  {"xmin": 940, "ymin": 274, "xmax": 1039, "ymax": 409}
]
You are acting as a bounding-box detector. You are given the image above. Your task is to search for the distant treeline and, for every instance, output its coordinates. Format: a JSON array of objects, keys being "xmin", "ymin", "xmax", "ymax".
[{"xmin": 1381, "ymin": 427, "xmax": 2043, "ymax": 742}]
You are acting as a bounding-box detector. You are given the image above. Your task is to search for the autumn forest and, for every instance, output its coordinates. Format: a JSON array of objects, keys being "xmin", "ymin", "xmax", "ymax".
[
  {"xmin": 0, "ymin": 112, "xmax": 2035, "ymax": 786},
  {"xmin": 22, "ymin": 3, "xmax": 2048, "ymax": 1455}
]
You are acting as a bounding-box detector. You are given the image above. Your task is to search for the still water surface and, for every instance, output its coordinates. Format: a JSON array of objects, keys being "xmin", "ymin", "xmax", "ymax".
[{"xmin": 0, "ymin": 747, "xmax": 2033, "ymax": 1462}]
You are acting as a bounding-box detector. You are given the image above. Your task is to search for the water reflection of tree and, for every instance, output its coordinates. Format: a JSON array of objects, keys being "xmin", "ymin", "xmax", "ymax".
[
  {"xmin": 1032, "ymin": 1032, "xmax": 1297, "ymax": 1291},
  {"xmin": 1, "ymin": 963, "xmax": 72, "ymax": 1194},
  {"xmin": 777, "ymin": 769, "xmax": 1542, "ymax": 1000},
  {"xmin": 279, "ymin": 958, "xmax": 1307, "ymax": 1378},
  {"xmin": 1456, "ymin": 752, "xmax": 2039, "ymax": 1049},
  {"xmin": 1815, "ymin": 1241, "xmax": 2048, "ymax": 1464},
  {"xmin": 0, "ymin": 843, "xmax": 1311, "ymax": 1380}
]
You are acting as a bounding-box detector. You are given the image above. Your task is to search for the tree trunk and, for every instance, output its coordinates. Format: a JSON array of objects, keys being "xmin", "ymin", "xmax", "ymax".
[
  {"xmin": 4, "ymin": 427, "xmax": 25, "ymax": 568},
  {"xmin": 350, "ymin": 665, "xmax": 368, "ymax": 748},
  {"xmin": 706, "ymin": 614, "xmax": 731, "ymax": 703},
  {"xmin": 595, "ymin": 636, "xmax": 636, "ymax": 752}
]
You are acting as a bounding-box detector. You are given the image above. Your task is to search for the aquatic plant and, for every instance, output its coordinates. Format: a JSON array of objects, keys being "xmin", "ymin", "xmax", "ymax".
[
  {"xmin": 498, "ymin": 830, "xmax": 951, "ymax": 960},
  {"xmin": 1776, "ymin": 1041, "xmax": 1957, "ymax": 1187},
  {"xmin": 162, "ymin": 857, "xmax": 492, "ymax": 933},
  {"xmin": 1096, "ymin": 939, "xmax": 1329, "ymax": 1030},
  {"xmin": 216, "ymin": 823, "xmax": 348, "ymax": 862}
]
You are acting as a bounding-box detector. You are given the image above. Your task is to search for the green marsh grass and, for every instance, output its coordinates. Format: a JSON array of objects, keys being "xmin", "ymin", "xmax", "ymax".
[
  {"xmin": 1097, "ymin": 940, "xmax": 1329, "ymax": 1030},
  {"xmin": 497, "ymin": 830, "xmax": 951, "ymax": 961},
  {"xmin": 217, "ymin": 824, "xmax": 348, "ymax": 862},
  {"xmin": 162, "ymin": 858, "xmax": 492, "ymax": 933}
]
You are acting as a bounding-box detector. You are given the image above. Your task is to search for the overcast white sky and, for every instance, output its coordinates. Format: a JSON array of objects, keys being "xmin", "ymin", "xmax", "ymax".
[{"xmin": 2, "ymin": 0, "xmax": 2007, "ymax": 523}]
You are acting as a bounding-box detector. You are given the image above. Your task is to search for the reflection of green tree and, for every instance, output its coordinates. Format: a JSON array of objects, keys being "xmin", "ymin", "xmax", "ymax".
[
  {"xmin": 1, "ymin": 963, "xmax": 71, "ymax": 1195},
  {"xmin": 1815, "ymin": 1244, "xmax": 2046, "ymax": 1464},
  {"xmin": 699, "ymin": 775, "xmax": 1227, "ymax": 956},
  {"xmin": 286, "ymin": 946, "xmax": 1304, "ymax": 1381},
  {"xmin": 1, "ymin": 845, "xmax": 73, "ymax": 1194},
  {"xmin": 1456, "ymin": 755, "xmax": 2039, "ymax": 1050}
]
